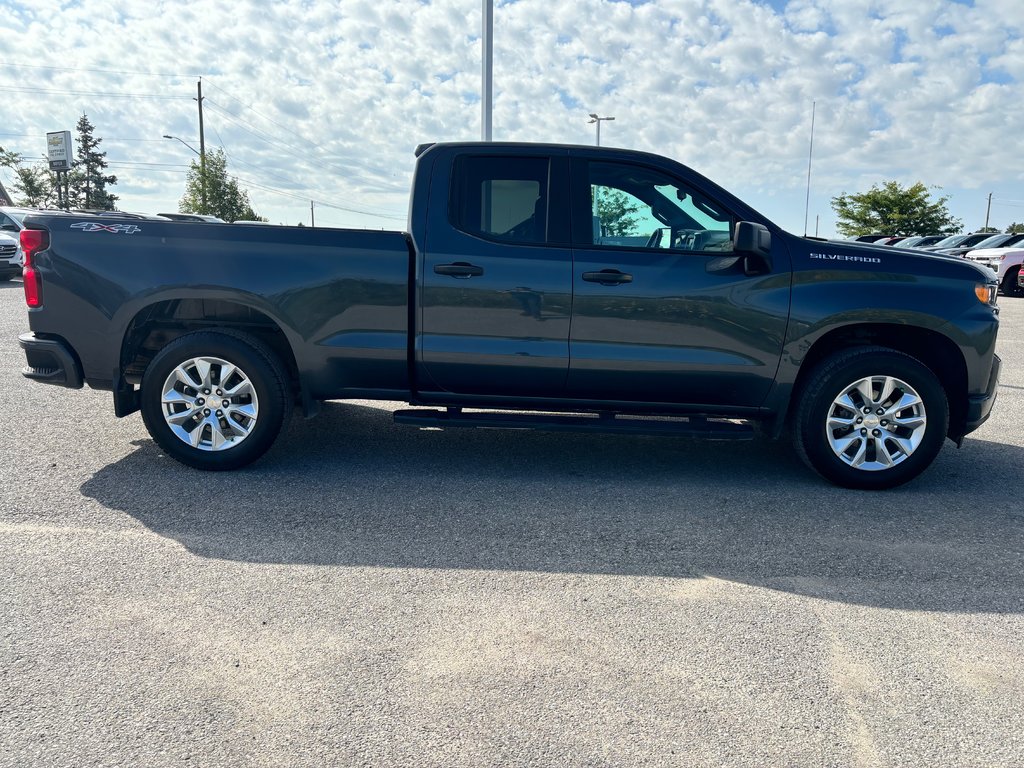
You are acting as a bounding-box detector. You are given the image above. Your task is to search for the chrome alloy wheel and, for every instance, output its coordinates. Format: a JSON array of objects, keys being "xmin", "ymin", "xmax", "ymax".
[
  {"xmin": 159, "ymin": 355, "xmax": 260, "ymax": 451},
  {"xmin": 825, "ymin": 375, "xmax": 927, "ymax": 471}
]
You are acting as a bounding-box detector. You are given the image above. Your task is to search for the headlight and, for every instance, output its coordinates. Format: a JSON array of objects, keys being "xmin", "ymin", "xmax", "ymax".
[{"xmin": 975, "ymin": 283, "xmax": 998, "ymax": 306}]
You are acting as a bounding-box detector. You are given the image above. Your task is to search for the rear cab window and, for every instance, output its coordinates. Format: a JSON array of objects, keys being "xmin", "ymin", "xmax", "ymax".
[{"xmin": 449, "ymin": 155, "xmax": 569, "ymax": 245}]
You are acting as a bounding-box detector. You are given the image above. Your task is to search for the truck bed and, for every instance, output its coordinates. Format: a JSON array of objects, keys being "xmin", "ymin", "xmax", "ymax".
[{"xmin": 23, "ymin": 216, "xmax": 413, "ymax": 398}]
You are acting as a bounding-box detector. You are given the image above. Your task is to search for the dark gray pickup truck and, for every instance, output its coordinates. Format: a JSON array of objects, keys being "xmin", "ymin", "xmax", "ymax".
[{"xmin": 18, "ymin": 142, "xmax": 1001, "ymax": 488}]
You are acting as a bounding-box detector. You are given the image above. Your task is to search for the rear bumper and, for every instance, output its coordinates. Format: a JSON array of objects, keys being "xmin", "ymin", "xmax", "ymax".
[
  {"xmin": 963, "ymin": 353, "xmax": 1000, "ymax": 436},
  {"xmin": 19, "ymin": 332, "xmax": 84, "ymax": 389}
]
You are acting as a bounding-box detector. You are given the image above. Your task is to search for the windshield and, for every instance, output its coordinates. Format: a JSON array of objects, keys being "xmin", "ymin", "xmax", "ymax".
[
  {"xmin": 971, "ymin": 234, "xmax": 1007, "ymax": 250},
  {"xmin": 931, "ymin": 234, "xmax": 968, "ymax": 248},
  {"xmin": 3, "ymin": 210, "xmax": 28, "ymax": 226}
]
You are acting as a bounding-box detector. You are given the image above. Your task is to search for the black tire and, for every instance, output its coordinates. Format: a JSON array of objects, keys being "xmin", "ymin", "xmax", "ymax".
[
  {"xmin": 1000, "ymin": 267, "xmax": 1021, "ymax": 297},
  {"xmin": 793, "ymin": 347, "xmax": 948, "ymax": 490},
  {"xmin": 140, "ymin": 330, "xmax": 290, "ymax": 470}
]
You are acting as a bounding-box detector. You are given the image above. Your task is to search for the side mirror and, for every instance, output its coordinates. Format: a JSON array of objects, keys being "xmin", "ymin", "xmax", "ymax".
[
  {"xmin": 0, "ymin": 224, "xmax": 18, "ymax": 232},
  {"xmin": 734, "ymin": 221, "xmax": 772, "ymax": 275}
]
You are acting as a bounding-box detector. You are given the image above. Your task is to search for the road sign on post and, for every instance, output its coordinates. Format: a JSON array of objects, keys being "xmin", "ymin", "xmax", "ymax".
[{"xmin": 46, "ymin": 131, "xmax": 73, "ymax": 172}]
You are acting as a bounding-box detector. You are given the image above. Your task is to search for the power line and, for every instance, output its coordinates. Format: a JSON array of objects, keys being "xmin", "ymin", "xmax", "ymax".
[
  {"xmin": 0, "ymin": 60, "xmax": 198, "ymax": 78},
  {"xmin": 203, "ymin": 80, "xmax": 330, "ymax": 153},
  {"xmin": 202, "ymin": 87, "xmax": 403, "ymax": 192},
  {"xmin": 107, "ymin": 160, "xmax": 190, "ymax": 168},
  {"xmin": 104, "ymin": 166, "xmax": 188, "ymax": 175},
  {"xmin": 2, "ymin": 132, "xmax": 180, "ymax": 142},
  {"xmin": 0, "ymin": 84, "xmax": 190, "ymax": 100},
  {"xmin": 204, "ymin": 99, "xmax": 327, "ymax": 164},
  {"xmin": 203, "ymin": 102, "xmax": 403, "ymax": 215},
  {"xmin": 233, "ymin": 175, "xmax": 404, "ymax": 220}
]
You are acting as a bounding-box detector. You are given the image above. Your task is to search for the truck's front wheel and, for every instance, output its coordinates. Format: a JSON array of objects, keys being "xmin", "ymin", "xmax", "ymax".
[
  {"xmin": 140, "ymin": 331, "xmax": 289, "ymax": 470},
  {"xmin": 793, "ymin": 347, "xmax": 948, "ymax": 489},
  {"xmin": 1000, "ymin": 267, "xmax": 1021, "ymax": 297}
]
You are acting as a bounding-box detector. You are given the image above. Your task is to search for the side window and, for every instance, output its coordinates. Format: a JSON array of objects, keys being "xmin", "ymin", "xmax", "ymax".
[
  {"xmin": 0, "ymin": 214, "xmax": 17, "ymax": 232},
  {"xmin": 589, "ymin": 161, "xmax": 733, "ymax": 252},
  {"xmin": 451, "ymin": 156, "xmax": 550, "ymax": 244}
]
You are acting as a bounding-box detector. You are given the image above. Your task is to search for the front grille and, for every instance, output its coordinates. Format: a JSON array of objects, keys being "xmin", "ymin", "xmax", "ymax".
[{"xmin": 0, "ymin": 245, "xmax": 16, "ymax": 257}]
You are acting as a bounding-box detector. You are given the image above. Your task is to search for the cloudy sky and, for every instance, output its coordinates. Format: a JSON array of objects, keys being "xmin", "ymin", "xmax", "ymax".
[{"xmin": 1, "ymin": 0, "xmax": 1022, "ymax": 236}]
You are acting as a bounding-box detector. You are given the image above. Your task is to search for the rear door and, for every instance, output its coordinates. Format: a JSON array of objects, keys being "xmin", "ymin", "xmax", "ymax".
[
  {"xmin": 417, "ymin": 148, "xmax": 573, "ymax": 397},
  {"xmin": 566, "ymin": 155, "xmax": 790, "ymax": 407}
]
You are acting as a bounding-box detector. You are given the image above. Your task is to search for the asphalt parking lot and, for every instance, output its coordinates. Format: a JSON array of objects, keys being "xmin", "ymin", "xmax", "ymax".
[{"xmin": 1, "ymin": 276, "xmax": 1022, "ymax": 767}]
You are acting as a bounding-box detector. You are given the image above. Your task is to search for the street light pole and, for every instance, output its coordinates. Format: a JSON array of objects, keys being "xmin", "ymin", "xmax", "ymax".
[
  {"xmin": 163, "ymin": 134, "xmax": 200, "ymax": 156},
  {"xmin": 482, "ymin": 0, "xmax": 493, "ymax": 141},
  {"xmin": 588, "ymin": 113, "xmax": 615, "ymax": 146},
  {"xmin": 163, "ymin": 134, "xmax": 205, "ymax": 212}
]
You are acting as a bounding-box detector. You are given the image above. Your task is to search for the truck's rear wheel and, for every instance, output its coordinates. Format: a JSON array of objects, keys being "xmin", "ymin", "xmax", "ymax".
[
  {"xmin": 141, "ymin": 330, "xmax": 289, "ymax": 470},
  {"xmin": 793, "ymin": 347, "xmax": 948, "ymax": 489}
]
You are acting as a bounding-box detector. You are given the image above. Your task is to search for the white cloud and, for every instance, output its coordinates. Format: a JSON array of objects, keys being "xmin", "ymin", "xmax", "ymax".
[{"xmin": 0, "ymin": 0, "xmax": 1020, "ymax": 233}]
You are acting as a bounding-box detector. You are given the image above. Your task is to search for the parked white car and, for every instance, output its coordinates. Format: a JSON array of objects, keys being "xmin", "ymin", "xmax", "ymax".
[
  {"xmin": 963, "ymin": 246, "xmax": 1024, "ymax": 296},
  {"xmin": 0, "ymin": 206, "xmax": 34, "ymax": 271}
]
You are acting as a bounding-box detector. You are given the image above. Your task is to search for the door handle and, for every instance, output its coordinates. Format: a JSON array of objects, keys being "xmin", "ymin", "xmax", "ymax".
[
  {"xmin": 434, "ymin": 262, "xmax": 484, "ymax": 278},
  {"xmin": 582, "ymin": 269, "xmax": 633, "ymax": 286}
]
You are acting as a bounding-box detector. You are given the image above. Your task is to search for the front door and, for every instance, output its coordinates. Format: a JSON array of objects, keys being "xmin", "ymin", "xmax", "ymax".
[{"xmin": 567, "ymin": 158, "xmax": 791, "ymax": 407}]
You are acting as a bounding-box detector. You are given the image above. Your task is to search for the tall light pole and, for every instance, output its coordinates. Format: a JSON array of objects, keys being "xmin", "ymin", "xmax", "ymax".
[
  {"xmin": 163, "ymin": 134, "xmax": 205, "ymax": 212},
  {"xmin": 588, "ymin": 113, "xmax": 615, "ymax": 146},
  {"xmin": 482, "ymin": 0, "xmax": 493, "ymax": 141}
]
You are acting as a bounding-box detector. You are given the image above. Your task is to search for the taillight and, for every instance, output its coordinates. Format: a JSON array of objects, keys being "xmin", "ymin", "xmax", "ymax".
[{"xmin": 21, "ymin": 229, "xmax": 48, "ymax": 309}]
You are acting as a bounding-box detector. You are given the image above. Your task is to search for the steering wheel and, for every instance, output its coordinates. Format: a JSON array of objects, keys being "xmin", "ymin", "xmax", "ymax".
[{"xmin": 644, "ymin": 228, "xmax": 663, "ymax": 249}]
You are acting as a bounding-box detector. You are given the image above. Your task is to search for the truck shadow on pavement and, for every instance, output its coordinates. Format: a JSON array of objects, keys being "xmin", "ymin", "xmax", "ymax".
[{"xmin": 81, "ymin": 401, "xmax": 1024, "ymax": 614}]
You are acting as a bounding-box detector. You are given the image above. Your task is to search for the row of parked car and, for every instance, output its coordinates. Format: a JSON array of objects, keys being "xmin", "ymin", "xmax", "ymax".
[{"xmin": 852, "ymin": 231, "xmax": 1024, "ymax": 296}]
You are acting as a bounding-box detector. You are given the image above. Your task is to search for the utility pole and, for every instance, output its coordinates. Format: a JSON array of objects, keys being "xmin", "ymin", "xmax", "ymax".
[
  {"xmin": 984, "ymin": 192, "xmax": 992, "ymax": 230},
  {"xmin": 310, "ymin": 200, "xmax": 315, "ymax": 227},
  {"xmin": 195, "ymin": 79, "xmax": 207, "ymax": 213},
  {"xmin": 482, "ymin": 0, "xmax": 493, "ymax": 141}
]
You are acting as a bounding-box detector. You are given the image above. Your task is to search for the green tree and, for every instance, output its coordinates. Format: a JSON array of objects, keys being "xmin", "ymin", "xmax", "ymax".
[
  {"xmin": 69, "ymin": 114, "xmax": 118, "ymax": 210},
  {"xmin": 12, "ymin": 166, "xmax": 59, "ymax": 208},
  {"xmin": 830, "ymin": 181, "xmax": 961, "ymax": 237},
  {"xmin": 595, "ymin": 188, "xmax": 641, "ymax": 236},
  {"xmin": 0, "ymin": 145, "xmax": 58, "ymax": 208},
  {"xmin": 976, "ymin": 226, "xmax": 999, "ymax": 233},
  {"xmin": 1006, "ymin": 222, "xmax": 1024, "ymax": 234},
  {"xmin": 179, "ymin": 148, "xmax": 264, "ymax": 222},
  {"xmin": 0, "ymin": 145, "xmax": 20, "ymax": 169}
]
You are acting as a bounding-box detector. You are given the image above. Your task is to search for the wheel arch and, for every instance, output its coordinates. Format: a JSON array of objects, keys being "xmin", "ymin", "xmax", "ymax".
[
  {"xmin": 1000, "ymin": 263, "xmax": 1022, "ymax": 295},
  {"xmin": 119, "ymin": 296, "xmax": 302, "ymax": 404},
  {"xmin": 782, "ymin": 323, "xmax": 968, "ymax": 440}
]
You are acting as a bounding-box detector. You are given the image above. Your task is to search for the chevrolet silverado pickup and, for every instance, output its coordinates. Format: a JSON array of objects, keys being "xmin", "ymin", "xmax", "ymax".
[{"xmin": 18, "ymin": 142, "xmax": 1001, "ymax": 489}]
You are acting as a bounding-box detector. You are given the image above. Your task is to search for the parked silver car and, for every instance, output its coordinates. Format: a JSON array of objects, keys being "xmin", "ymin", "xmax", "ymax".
[{"xmin": 0, "ymin": 231, "xmax": 20, "ymax": 280}]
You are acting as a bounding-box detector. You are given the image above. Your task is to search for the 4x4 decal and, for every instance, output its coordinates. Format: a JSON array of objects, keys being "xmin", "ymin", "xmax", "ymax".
[{"xmin": 71, "ymin": 222, "xmax": 142, "ymax": 234}]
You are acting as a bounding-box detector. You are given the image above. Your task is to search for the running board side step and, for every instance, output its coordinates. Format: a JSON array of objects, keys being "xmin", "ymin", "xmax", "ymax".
[{"xmin": 392, "ymin": 409, "xmax": 756, "ymax": 440}]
